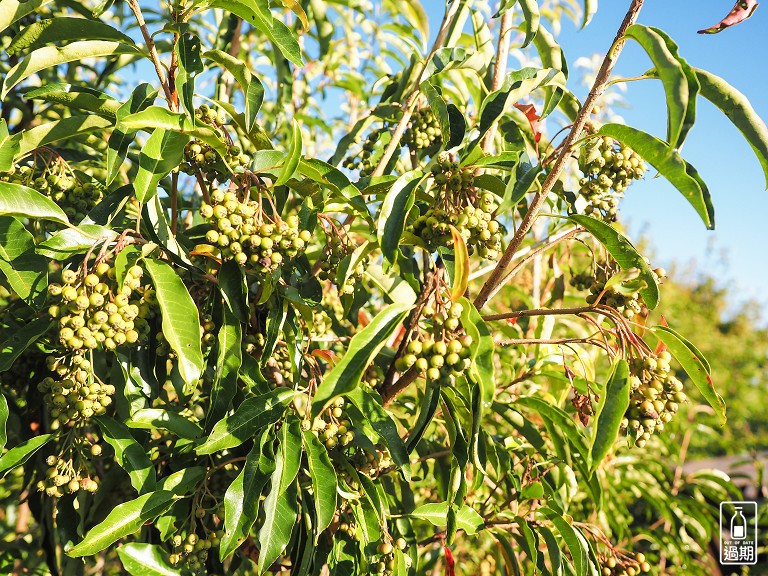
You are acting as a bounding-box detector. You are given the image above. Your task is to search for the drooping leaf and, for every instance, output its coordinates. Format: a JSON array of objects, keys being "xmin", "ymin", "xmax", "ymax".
[
  {"xmin": 410, "ymin": 502, "xmax": 484, "ymax": 535},
  {"xmin": 126, "ymin": 408, "xmax": 203, "ymax": 439},
  {"xmin": 143, "ymin": 259, "xmax": 204, "ymax": 391},
  {"xmin": 377, "ymin": 171, "xmax": 422, "ymax": 265},
  {"xmin": 653, "ymin": 326, "xmax": 726, "ymax": 424},
  {"xmin": 176, "ymin": 32, "xmax": 203, "ymax": 116},
  {"xmin": 420, "ymin": 81, "xmax": 451, "ymax": 144},
  {"xmin": 0, "ymin": 0, "xmax": 53, "ymax": 33},
  {"xmin": 698, "ymin": 0, "xmax": 758, "ymax": 34},
  {"xmin": 597, "ymin": 124, "xmax": 715, "ymax": 229},
  {"xmin": 540, "ymin": 508, "xmax": 589, "ymax": 576},
  {"xmin": 0, "ymin": 119, "xmax": 19, "ymax": 172},
  {"xmin": 117, "ymin": 543, "xmax": 186, "ymax": 576},
  {"xmin": 67, "ymin": 491, "xmax": 177, "ymax": 556},
  {"xmin": 207, "ymin": 309, "xmax": 242, "ymax": 427},
  {"xmin": 12, "ymin": 115, "xmax": 113, "ymax": 160},
  {"xmin": 311, "ymin": 302, "xmax": 411, "ymax": 416},
  {"xmin": 0, "ymin": 316, "xmax": 52, "ymax": 371},
  {"xmin": 196, "ymin": 388, "xmax": 295, "ymax": 455},
  {"xmin": 449, "ymin": 226, "xmax": 469, "ymax": 302},
  {"xmin": 302, "ymin": 428, "xmax": 338, "ymax": 540},
  {"xmin": 257, "ymin": 455, "xmax": 297, "ymax": 571},
  {"xmin": 2, "ymin": 41, "xmax": 142, "ymax": 98},
  {"xmin": 516, "ymin": 0, "xmax": 540, "ymax": 47},
  {"xmin": 7, "ymin": 17, "xmax": 134, "ymax": 55},
  {"xmin": 0, "ymin": 434, "xmax": 52, "ymax": 477},
  {"xmin": 97, "ymin": 416, "xmax": 156, "ymax": 494},
  {"xmin": 276, "ymin": 119, "xmax": 302, "ymax": 186},
  {"xmin": 589, "ymin": 359, "xmax": 630, "ymax": 472},
  {"xmin": 133, "ymin": 129, "xmax": 189, "ymax": 203},
  {"xmin": 695, "ymin": 67, "xmax": 768, "ymax": 188},
  {"xmin": 459, "ymin": 297, "xmax": 495, "ymax": 409},
  {"xmin": 569, "ymin": 214, "xmax": 660, "ymax": 309}
]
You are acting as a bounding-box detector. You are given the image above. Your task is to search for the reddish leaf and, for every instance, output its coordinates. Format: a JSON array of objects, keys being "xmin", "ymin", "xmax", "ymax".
[
  {"xmin": 357, "ymin": 309, "xmax": 370, "ymax": 328},
  {"xmin": 698, "ymin": 0, "xmax": 758, "ymax": 34},
  {"xmin": 654, "ymin": 315, "xmax": 669, "ymax": 355},
  {"xmin": 444, "ymin": 546, "xmax": 455, "ymax": 576},
  {"xmin": 514, "ymin": 103, "xmax": 542, "ymax": 143},
  {"xmin": 311, "ymin": 349, "xmax": 337, "ymax": 366}
]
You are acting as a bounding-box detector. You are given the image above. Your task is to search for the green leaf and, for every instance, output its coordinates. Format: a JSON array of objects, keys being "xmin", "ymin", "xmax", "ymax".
[
  {"xmin": 569, "ymin": 214, "xmax": 660, "ymax": 309},
  {"xmin": 694, "ymin": 67, "xmax": 768, "ymax": 189},
  {"xmin": 12, "ymin": 115, "xmax": 113, "ymax": 160},
  {"xmin": 107, "ymin": 83, "xmax": 158, "ymax": 186},
  {"xmin": 582, "ymin": 0, "xmax": 598, "ymax": 27},
  {"xmin": 377, "ymin": 171, "xmax": 422, "ymax": 265},
  {"xmin": 0, "ymin": 0, "xmax": 53, "ymax": 32},
  {"xmin": 176, "ymin": 32, "xmax": 203, "ymax": 116},
  {"xmin": 277, "ymin": 418, "xmax": 302, "ymax": 495},
  {"xmin": 0, "ymin": 249, "xmax": 48, "ymax": 304},
  {"xmin": 598, "ymin": 124, "xmax": 714, "ymax": 229},
  {"xmin": 144, "ymin": 259, "xmax": 204, "ymax": 391},
  {"xmin": 97, "ymin": 416, "xmax": 156, "ymax": 494},
  {"xmin": 196, "ymin": 388, "xmax": 295, "ymax": 455},
  {"xmin": 420, "ymin": 81, "xmax": 451, "ymax": 143},
  {"xmin": 220, "ymin": 441, "xmax": 273, "ymax": 559},
  {"xmin": 127, "ymin": 408, "xmax": 202, "ymax": 439},
  {"xmin": 67, "ymin": 490, "xmax": 177, "ymax": 557},
  {"xmin": 0, "ymin": 434, "xmax": 52, "ymax": 477},
  {"xmin": 589, "ymin": 359, "xmax": 630, "ymax": 472},
  {"xmin": 302, "ymin": 429, "xmax": 338, "ymax": 539},
  {"xmin": 423, "ymin": 47, "xmax": 477, "ymax": 79},
  {"xmin": 118, "ymin": 543, "xmax": 187, "ymax": 576},
  {"xmin": 459, "ymin": 297, "xmax": 495, "ymax": 409},
  {"xmin": 653, "ymin": 326, "xmax": 725, "ymax": 424},
  {"xmin": 133, "ymin": 129, "xmax": 189, "ymax": 203},
  {"xmin": 515, "ymin": 396, "xmax": 588, "ymax": 458},
  {"xmin": 203, "ymin": 49, "xmax": 264, "ymax": 129},
  {"xmin": 7, "ymin": 17, "xmax": 134, "ymax": 55},
  {"xmin": 0, "ymin": 394, "xmax": 7, "ymax": 452},
  {"xmin": 37, "ymin": 225, "xmax": 118, "ymax": 260},
  {"xmin": 156, "ymin": 467, "xmax": 206, "ymax": 494},
  {"xmin": 0, "ymin": 216, "xmax": 32, "ymax": 260},
  {"xmin": 449, "ymin": 226, "xmax": 469, "ymax": 302},
  {"xmin": 625, "ymin": 25, "xmax": 698, "ymax": 149},
  {"xmin": 276, "ymin": 120, "xmax": 302, "ymax": 186},
  {"xmin": 257, "ymin": 455, "xmax": 297, "ymax": 571},
  {"xmin": 208, "ymin": 309, "xmax": 242, "ymax": 427},
  {"xmin": 312, "ymin": 302, "xmax": 411, "ymax": 416},
  {"xmin": 410, "ymin": 502, "xmax": 484, "ymax": 535},
  {"xmin": 0, "ymin": 119, "xmax": 20, "ymax": 172},
  {"xmin": 516, "ymin": 0, "xmax": 540, "ymax": 47},
  {"xmin": 2, "ymin": 41, "xmax": 141, "ymax": 99},
  {"xmin": 346, "ymin": 388, "xmax": 411, "ymax": 480},
  {"xmin": 0, "ymin": 316, "xmax": 52, "ymax": 371},
  {"xmin": 0, "ymin": 181, "xmax": 68, "ymax": 224},
  {"xmin": 541, "ymin": 508, "xmax": 589, "ymax": 576},
  {"xmin": 23, "ymin": 84, "xmax": 121, "ymax": 118}
]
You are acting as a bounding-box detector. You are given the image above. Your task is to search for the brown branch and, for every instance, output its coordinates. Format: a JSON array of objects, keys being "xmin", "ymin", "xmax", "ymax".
[
  {"xmin": 480, "ymin": 9, "xmax": 515, "ymax": 152},
  {"xmin": 381, "ymin": 367, "xmax": 420, "ymax": 408},
  {"xmin": 370, "ymin": 0, "xmax": 463, "ymax": 178},
  {"xmin": 474, "ymin": 0, "xmax": 646, "ymax": 310},
  {"xmin": 127, "ymin": 0, "xmax": 174, "ymax": 106}
]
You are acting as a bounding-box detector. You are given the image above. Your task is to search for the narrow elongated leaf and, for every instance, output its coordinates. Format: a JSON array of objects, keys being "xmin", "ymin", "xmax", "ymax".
[
  {"xmin": 2, "ymin": 41, "xmax": 141, "ymax": 98},
  {"xmin": 107, "ymin": 83, "xmax": 157, "ymax": 185},
  {"xmin": 0, "ymin": 316, "xmax": 52, "ymax": 371},
  {"xmin": 67, "ymin": 491, "xmax": 177, "ymax": 556},
  {"xmin": 97, "ymin": 416, "xmax": 156, "ymax": 494},
  {"xmin": 0, "ymin": 120, "xmax": 19, "ymax": 172},
  {"xmin": 569, "ymin": 214, "xmax": 660, "ymax": 309},
  {"xmin": 13, "ymin": 116, "xmax": 113, "ymax": 160},
  {"xmin": 589, "ymin": 360, "xmax": 630, "ymax": 472},
  {"xmin": 541, "ymin": 508, "xmax": 589, "ymax": 576},
  {"xmin": 0, "ymin": 181, "xmax": 68, "ymax": 224},
  {"xmin": 698, "ymin": 0, "xmax": 758, "ymax": 34},
  {"xmin": 449, "ymin": 226, "xmax": 469, "ymax": 302},
  {"xmin": 625, "ymin": 25, "xmax": 697, "ymax": 149},
  {"xmin": 517, "ymin": 0, "xmax": 540, "ymax": 47},
  {"xmin": 196, "ymin": 388, "xmax": 295, "ymax": 455},
  {"xmin": 0, "ymin": 434, "xmax": 51, "ymax": 477},
  {"xmin": 515, "ymin": 396, "xmax": 588, "ymax": 457},
  {"xmin": 276, "ymin": 120, "xmax": 302, "ymax": 186},
  {"xmin": 598, "ymin": 124, "xmax": 715, "ymax": 229},
  {"xmin": 0, "ymin": 0, "xmax": 53, "ymax": 32},
  {"xmin": 459, "ymin": 297, "xmax": 495, "ymax": 408},
  {"xmin": 37, "ymin": 225, "xmax": 117, "ymax": 260},
  {"xmin": 23, "ymin": 84, "xmax": 121, "ymax": 118},
  {"xmin": 346, "ymin": 388, "xmax": 411, "ymax": 480},
  {"xmin": 220, "ymin": 441, "xmax": 273, "ymax": 559},
  {"xmin": 176, "ymin": 32, "xmax": 202, "ymax": 116},
  {"xmin": 127, "ymin": 408, "xmax": 202, "ymax": 439},
  {"xmin": 257, "ymin": 457, "xmax": 297, "ymax": 571},
  {"xmin": 302, "ymin": 430, "xmax": 337, "ymax": 538},
  {"xmin": 144, "ymin": 259, "xmax": 203, "ymax": 390},
  {"xmin": 695, "ymin": 68, "xmax": 768, "ymax": 188},
  {"xmin": 207, "ymin": 309, "xmax": 242, "ymax": 427},
  {"xmin": 653, "ymin": 326, "xmax": 725, "ymax": 424},
  {"xmin": 377, "ymin": 171, "xmax": 422, "ymax": 265},
  {"xmin": 420, "ymin": 81, "xmax": 451, "ymax": 143},
  {"xmin": 203, "ymin": 49, "xmax": 264, "ymax": 127},
  {"xmin": 312, "ymin": 302, "xmax": 411, "ymax": 416},
  {"xmin": 7, "ymin": 17, "xmax": 134, "ymax": 55},
  {"xmin": 410, "ymin": 503, "xmax": 483, "ymax": 535},
  {"xmin": 0, "ymin": 394, "xmax": 7, "ymax": 452},
  {"xmin": 278, "ymin": 418, "xmax": 302, "ymax": 494},
  {"xmin": 156, "ymin": 467, "xmax": 206, "ymax": 494},
  {"xmin": 117, "ymin": 543, "xmax": 184, "ymax": 576},
  {"xmin": 133, "ymin": 129, "xmax": 189, "ymax": 203},
  {"xmin": 582, "ymin": 0, "xmax": 598, "ymax": 27}
]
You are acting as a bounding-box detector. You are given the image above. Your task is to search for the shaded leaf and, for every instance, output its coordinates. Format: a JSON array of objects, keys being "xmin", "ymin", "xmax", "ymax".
[
  {"xmin": 377, "ymin": 171, "xmax": 422, "ymax": 265},
  {"xmin": 0, "ymin": 434, "xmax": 52, "ymax": 477},
  {"xmin": 449, "ymin": 226, "xmax": 469, "ymax": 302},
  {"xmin": 589, "ymin": 359, "xmax": 630, "ymax": 472},
  {"xmin": 118, "ymin": 543, "xmax": 188, "ymax": 576},
  {"xmin": 7, "ymin": 17, "xmax": 133, "ymax": 55},
  {"xmin": 97, "ymin": 416, "xmax": 156, "ymax": 494},
  {"xmin": 127, "ymin": 408, "xmax": 202, "ymax": 439}
]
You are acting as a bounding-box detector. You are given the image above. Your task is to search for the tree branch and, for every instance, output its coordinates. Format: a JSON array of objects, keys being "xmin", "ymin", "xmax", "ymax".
[
  {"xmin": 127, "ymin": 0, "xmax": 174, "ymax": 106},
  {"xmin": 480, "ymin": 9, "xmax": 515, "ymax": 152},
  {"xmin": 474, "ymin": 0, "xmax": 646, "ymax": 310}
]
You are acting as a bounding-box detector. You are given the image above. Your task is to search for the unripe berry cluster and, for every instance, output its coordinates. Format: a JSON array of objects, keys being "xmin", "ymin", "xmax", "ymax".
[
  {"xmin": 396, "ymin": 300, "xmax": 472, "ymax": 385},
  {"xmin": 169, "ymin": 531, "xmax": 221, "ymax": 573},
  {"xmin": 572, "ymin": 262, "xmax": 666, "ymax": 319},
  {"xmin": 38, "ymin": 355, "xmax": 115, "ymax": 425},
  {"xmin": 180, "ymin": 105, "xmax": 250, "ymax": 179},
  {"xmin": 601, "ymin": 553, "xmax": 651, "ymax": 576},
  {"xmin": 403, "ymin": 107, "xmax": 441, "ymax": 152},
  {"xmin": 47, "ymin": 262, "xmax": 153, "ymax": 351},
  {"xmin": 412, "ymin": 153, "xmax": 503, "ymax": 259},
  {"xmin": 200, "ymin": 189, "xmax": 311, "ymax": 277},
  {"xmin": 305, "ymin": 398, "xmax": 355, "ymax": 450},
  {"xmin": 343, "ymin": 126, "xmax": 384, "ymax": 177},
  {"xmin": 349, "ymin": 445, "xmax": 394, "ymax": 478},
  {"xmin": 36, "ymin": 452, "xmax": 99, "ymax": 498},
  {"xmin": 578, "ymin": 136, "xmax": 646, "ymax": 220},
  {"xmin": 623, "ymin": 351, "xmax": 686, "ymax": 447},
  {"xmin": 369, "ymin": 539, "xmax": 410, "ymax": 575},
  {"xmin": 263, "ymin": 341, "xmax": 294, "ymax": 387},
  {"xmin": 317, "ymin": 233, "xmax": 369, "ymax": 295}
]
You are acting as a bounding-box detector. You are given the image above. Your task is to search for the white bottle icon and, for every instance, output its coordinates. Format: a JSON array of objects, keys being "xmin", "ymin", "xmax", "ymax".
[{"xmin": 731, "ymin": 507, "xmax": 747, "ymax": 539}]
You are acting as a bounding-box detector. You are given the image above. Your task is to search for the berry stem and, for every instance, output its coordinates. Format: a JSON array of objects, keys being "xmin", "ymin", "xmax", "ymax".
[{"xmin": 474, "ymin": 0, "xmax": 646, "ymax": 311}]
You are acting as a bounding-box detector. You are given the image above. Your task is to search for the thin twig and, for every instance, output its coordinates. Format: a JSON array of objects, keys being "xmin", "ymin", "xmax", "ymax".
[
  {"xmin": 474, "ymin": 0, "xmax": 646, "ymax": 310},
  {"xmin": 480, "ymin": 9, "xmax": 515, "ymax": 152},
  {"xmin": 127, "ymin": 0, "xmax": 174, "ymax": 105}
]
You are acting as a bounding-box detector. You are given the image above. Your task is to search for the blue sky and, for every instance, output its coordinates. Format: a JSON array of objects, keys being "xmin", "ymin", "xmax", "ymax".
[{"xmin": 424, "ymin": 1, "xmax": 768, "ymax": 319}]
